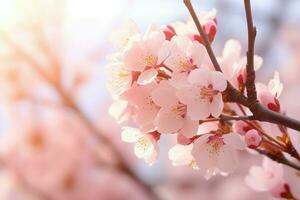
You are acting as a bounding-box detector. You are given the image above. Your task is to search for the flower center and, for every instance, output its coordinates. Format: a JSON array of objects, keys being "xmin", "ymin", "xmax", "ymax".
[
  {"xmin": 136, "ymin": 136, "xmax": 152, "ymax": 154},
  {"xmin": 118, "ymin": 69, "xmax": 130, "ymax": 80},
  {"xmin": 207, "ymin": 135, "xmax": 225, "ymax": 156},
  {"xmin": 172, "ymin": 104, "xmax": 187, "ymax": 116},
  {"xmin": 200, "ymin": 84, "xmax": 218, "ymax": 102},
  {"xmin": 144, "ymin": 54, "xmax": 157, "ymax": 66}
]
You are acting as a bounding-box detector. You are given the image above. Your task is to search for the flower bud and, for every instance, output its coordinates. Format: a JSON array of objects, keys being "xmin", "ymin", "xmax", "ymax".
[{"xmin": 245, "ymin": 129, "xmax": 262, "ymax": 149}]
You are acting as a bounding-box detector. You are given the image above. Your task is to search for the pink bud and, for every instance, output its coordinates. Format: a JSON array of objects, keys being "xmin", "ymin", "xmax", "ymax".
[
  {"xmin": 233, "ymin": 120, "xmax": 251, "ymax": 136},
  {"xmin": 245, "ymin": 129, "xmax": 262, "ymax": 149},
  {"xmin": 150, "ymin": 131, "xmax": 161, "ymax": 141},
  {"xmin": 163, "ymin": 25, "xmax": 176, "ymax": 41},
  {"xmin": 193, "ymin": 19, "xmax": 217, "ymax": 44},
  {"xmin": 258, "ymin": 90, "xmax": 281, "ymax": 112},
  {"xmin": 270, "ymin": 182, "xmax": 290, "ymax": 198}
]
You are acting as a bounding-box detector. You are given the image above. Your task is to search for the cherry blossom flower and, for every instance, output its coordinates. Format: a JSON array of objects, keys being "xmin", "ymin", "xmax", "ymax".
[
  {"xmin": 192, "ymin": 133, "xmax": 244, "ymax": 179},
  {"xmin": 177, "ymin": 68, "xmax": 227, "ymax": 120},
  {"xmin": 219, "ymin": 39, "xmax": 263, "ymax": 90},
  {"xmin": 151, "ymin": 81, "xmax": 198, "ymax": 137},
  {"xmin": 121, "ymin": 127, "xmax": 159, "ymax": 165},
  {"xmin": 106, "ymin": 62, "xmax": 132, "ymax": 99},
  {"xmin": 123, "ymin": 31, "xmax": 169, "ymax": 72},
  {"xmin": 245, "ymin": 129, "xmax": 262, "ymax": 149},
  {"xmin": 110, "ymin": 20, "xmax": 140, "ymax": 50},
  {"xmin": 245, "ymin": 157, "xmax": 291, "ymax": 198},
  {"xmin": 172, "ymin": 9, "xmax": 218, "ymax": 44},
  {"xmin": 121, "ymin": 83, "xmax": 159, "ymax": 131},
  {"xmin": 257, "ymin": 72, "xmax": 283, "ymax": 112},
  {"xmin": 164, "ymin": 36, "xmax": 209, "ymax": 75}
]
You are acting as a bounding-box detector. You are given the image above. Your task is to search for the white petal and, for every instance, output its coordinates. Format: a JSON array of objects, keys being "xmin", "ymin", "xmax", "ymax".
[
  {"xmin": 209, "ymin": 94, "xmax": 224, "ymax": 118},
  {"xmin": 134, "ymin": 135, "xmax": 155, "ymax": 158},
  {"xmin": 121, "ymin": 127, "xmax": 142, "ymax": 143},
  {"xmin": 189, "ymin": 42, "xmax": 209, "ymax": 68},
  {"xmin": 216, "ymin": 145, "xmax": 238, "ymax": 174},
  {"xmin": 223, "ymin": 39, "xmax": 241, "ymax": 59},
  {"xmin": 154, "ymin": 106, "xmax": 184, "ymax": 134},
  {"xmin": 223, "ymin": 133, "xmax": 246, "ymax": 150},
  {"xmin": 157, "ymin": 41, "xmax": 171, "ymax": 64},
  {"xmin": 176, "ymin": 85, "xmax": 195, "ymax": 104},
  {"xmin": 211, "ymin": 71, "xmax": 227, "ymax": 91},
  {"xmin": 187, "ymin": 68, "xmax": 211, "ymax": 85},
  {"xmin": 187, "ymin": 100, "xmax": 211, "ymax": 120},
  {"xmin": 151, "ymin": 83, "xmax": 178, "ymax": 107},
  {"xmin": 245, "ymin": 166, "xmax": 268, "ymax": 191},
  {"xmin": 254, "ymin": 55, "xmax": 263, "ymax": 71},
  {"xmin": 168, "ymin": 144, "xmax": 194, "ymax": 166},
  {"xmin": 108, "ymin": 100, "xmax": 128, "ymax": 123},
  {"xmin": 179, "ymin": 117, "xmax": 199, "ymax": 138},
  {"xmin": 137, "ymin": 68, "xmax": 158, "ymax": 85}
]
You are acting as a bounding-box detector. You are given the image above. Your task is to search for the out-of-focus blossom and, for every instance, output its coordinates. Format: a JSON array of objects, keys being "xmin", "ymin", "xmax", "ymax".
[{"xmin": 245, "ymin": 157, "xmax": 292, "ymax": 198}]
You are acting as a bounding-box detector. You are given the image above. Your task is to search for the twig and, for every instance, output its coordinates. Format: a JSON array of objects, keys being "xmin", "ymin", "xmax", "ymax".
[
  {"xmin": 244, "ymin": 0, "xmax": 258, "ymax": 104},
  {"xmin": 183, "ymin": 0, "xmax": 300, "ymax": 132},
  {"xmin": 256, "ymin": 149, "xmax": 300, "ymax": 171},
  {"xmin": 199, "ymin": 114, "xmax": 254, "ymax": 123}
]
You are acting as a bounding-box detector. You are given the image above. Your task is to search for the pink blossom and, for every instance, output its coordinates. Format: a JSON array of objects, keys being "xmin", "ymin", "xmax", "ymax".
[
  {"xmin": 245, "ymin": 129, "xmax": 262, "ymax": 149},
  {"xmin": 123, "ymin": 31, "xmax": 169, "ymax": 72},
  {"xmin": 177, "ymin": 68, "xmax": 227, "ymax": 120},
  {"xmin": 219, "ymin": 39, "xmax": 263, "ymax": 89},
  {"xmin": 151, "ymin": 81, "xmax": 198, "ymax": 137},
  {"xmin": 164, "ymin": 36, "xmax": 209, "ymax": 74},
  {"xmin": 121, "ymin": 83, "xmax": 159, "ymax": 131},
  {"xmin": 192, "ymin": 133, "xmax": 244, "ymax": 179},
  {"xmin": 257, "ymin": 72, "xmax": 283, "ymax": 112}
]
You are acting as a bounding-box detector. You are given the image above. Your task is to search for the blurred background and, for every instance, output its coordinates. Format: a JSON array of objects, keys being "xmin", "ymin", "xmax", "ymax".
[{"xmin": 0, "ymin": 0, "xmax": 300, "ymax": 199}]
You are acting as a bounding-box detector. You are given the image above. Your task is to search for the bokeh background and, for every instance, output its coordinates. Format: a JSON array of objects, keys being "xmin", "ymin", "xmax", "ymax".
[{"xmin": 0, "ymin": 0, "xmax": 299, "ymax": 199}]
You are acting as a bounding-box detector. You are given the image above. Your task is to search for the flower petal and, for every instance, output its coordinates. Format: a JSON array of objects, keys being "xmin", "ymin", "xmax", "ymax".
[
  {"xmin": 137, "ymin": 68, "xmax": 158, "ymax": 85},
  {"xmin": 121, "ymin": 127, "xmax": 142, "ymax": 143}
]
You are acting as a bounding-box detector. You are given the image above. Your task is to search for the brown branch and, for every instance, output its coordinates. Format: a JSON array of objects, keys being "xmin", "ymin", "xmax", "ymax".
[
  {"xmin": 244, "ymin": 0, "xmax": 258, "ymax": 104},
  {"xmin": 199, "ymin": 114, "xmax": 254, "ymax": 124},
  {"xmin": 256, "ymin": 149, "xmax": 300, "ymax": 171},
  {"xmin": 183, "ymin": 0, "xmax": 249, "ymax": 107},
  {"xmin": 183, "ymin": 0, "xmax": 300, "ymax": 133}
]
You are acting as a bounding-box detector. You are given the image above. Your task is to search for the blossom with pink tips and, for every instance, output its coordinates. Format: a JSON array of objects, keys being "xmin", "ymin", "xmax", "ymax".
[
  {"xmin": 177, "ymin": 68, "xmax": 227, "ymax": 120},
  {"xmin": 257, "ymin": 72, "xmax": 283, "ymax": 112}
]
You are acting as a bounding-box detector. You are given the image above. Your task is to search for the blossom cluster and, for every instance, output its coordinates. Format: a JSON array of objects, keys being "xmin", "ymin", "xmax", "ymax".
[{"xmin": 106, "ymin": 8, "xmax": 300, "ymax": 199}]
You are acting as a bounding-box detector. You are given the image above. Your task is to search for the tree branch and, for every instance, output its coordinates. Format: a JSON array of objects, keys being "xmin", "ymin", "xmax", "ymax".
[
  {"xmin": 256, "ymin": 149, "xmax": 300, "ymax": 171},
  {"xmin": 199, "ymin": 114, "xmax": 254, "ymax": 124},
  {"xmin": 244, "ymin": 0, "xmax": 258, "ymax": 104},
  {"xmin": 183, "ymin": 0, "xmax": 300, "ymax": 133}
]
